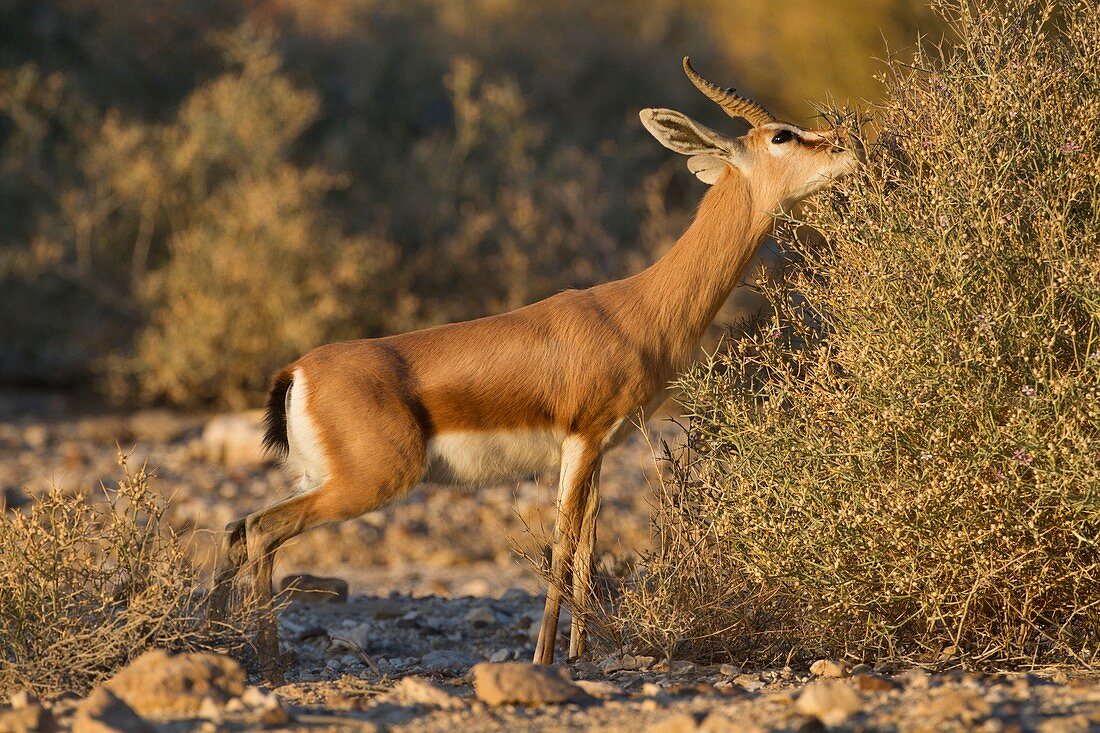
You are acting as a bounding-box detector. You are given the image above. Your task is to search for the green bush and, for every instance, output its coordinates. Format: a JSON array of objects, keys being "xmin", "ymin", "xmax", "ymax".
[{"xmin": 609, "ymin": 0, "xmax": 1100, "ymax": 669}]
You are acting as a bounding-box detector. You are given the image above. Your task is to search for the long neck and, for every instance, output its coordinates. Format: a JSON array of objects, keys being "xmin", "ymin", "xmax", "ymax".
[{"xmin": 631, "ymin": 168, "xmax": 774, "ymax": 368}]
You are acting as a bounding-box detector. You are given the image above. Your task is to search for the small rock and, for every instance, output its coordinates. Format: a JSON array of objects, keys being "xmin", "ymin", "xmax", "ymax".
[
  {"xmin": 279, "ymin": 574, "xmax": 349, "ymax": 604},
  {"xmin": 489, "ymin": 649, "xmax": 512, "ymax": 663},
  {"xmin": 295, "ymin": 626, "xmax": 329, "ymax": 641},
  {"xmin": 22, "ymin": 425, "xmax": 49, "ymax": 449},
  {"xmin": 129, "ymin": 409, "xmax": 192, "ymax": 443},
  {"xmin": 718, "ymin": 664, "xmax": 740, "ymax": 677},
  {"xmin": 201, "ymin": 411, "xmax": 267, "ymax": 466},
  {"xmin": 366, "ymin": 597, "xmax": 407, "ymax": 619},
  {"xmin": 240, "ymin": 687, "xmax": 276, "ymax": 708},
  {"xmin": 810, "ymin": 659, "xmax": 849, "ymax": 678},
  {"xmin": 103, "ymin": 649, "xmax": 246, "ymax": 716},
  {"xmin": 851, "ymin": 673, "xmax": 900, "ymax": 693},
  {"xmin": 912, "ymin": 688, "xmax": 992, "ymax": 727},
  {"xmin": 197, "ymin": 697, "xmax": 223, "ymax": 721},
  {"xmin": 459, "ymin": 578, "xmax": 492, "ymax": 596},
  {"xmin": 420, "ymin": 649, "xmax": 479, "ymax": 673},
  {"xmin": 849, "ymin": 663, "xmax": 874, "ymax": 676},
  {"xmin": 387, "ymin": 677, "xmax": 466, "ymax": 709},
  {"xmin": 795, "ymin": 679, "xmax": 863, "ymax": 727},
  {"xmin": 8, "ymin": 691, "xmax": 37, "ymax": 710},
  {"xmin": 73, "ymin": 688, "xmax": 152, "ymax": 733},
  {"xmin": 0, "ymin": 703, "xmax": 53, "ymax": 733},
  {"xmin": 575, "ymin": 680, "xmax": 622, "ymax": 699},
  {"xmin": 258, "ymin": 702, "xmax": 290, "ymax": 727},
  {"xmin": 238, "ymin": 689, "xmax": 290, "ymax": 727},
  {"xmin": 600, "ymin": 654, "xmax": 656, "ymax": 673},
  {"xmin": 472, "ymin": 662, "xmax": 586, "ymax": 706},
  {"xmin": 463, "ymin": 606, "xmax": 497, "ymax": 625},
  {"xmin": 699, "ymin": 712, "xmax": 765, "ymax": 732},
  {"xmin": 733, "ymin": 674, "xmax": 765, "ymax": 692},
  {"xmin": 329, "ymin": 623, "xmax": 371, "ymax": 652},
  {"xmin": 900, "ymin": 669, "xmax": 932, "ymax": 690},
  {"xmin": 647, "ymin": 712, "xmax": 700, "ymax": 732}
]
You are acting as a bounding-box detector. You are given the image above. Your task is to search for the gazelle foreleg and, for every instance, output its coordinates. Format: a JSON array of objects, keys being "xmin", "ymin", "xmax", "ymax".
[
  {"xmin": 533, "ymin": 437, "xmax": 601, "ymax": 665},
  {"xmin": 568, "ymin": 457, "xmax": 602, "ymax": 658}
]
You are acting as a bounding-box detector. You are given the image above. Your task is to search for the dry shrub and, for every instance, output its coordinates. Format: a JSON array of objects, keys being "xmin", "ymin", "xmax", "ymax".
[
  {"xmin": 0, "ymin": 454, "xmax": 253, "ymax": 698},
  {"xmin": 608, "ymin": 0, "xmax": 1100, "ymax": 669}
]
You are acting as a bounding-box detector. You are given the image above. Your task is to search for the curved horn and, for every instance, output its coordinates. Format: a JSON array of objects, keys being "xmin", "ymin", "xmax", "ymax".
[{"xmin": 682, "ymin": 56, "xmax": 775, "ymax": 128}]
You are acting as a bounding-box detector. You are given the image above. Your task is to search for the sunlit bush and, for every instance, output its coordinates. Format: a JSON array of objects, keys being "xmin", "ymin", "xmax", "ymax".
[
  {"xmin": 609, "ymin": 0, "xmax": 1100, "ymax": 669},
  {"xmin": 0, "ymin": 454, "xmax": 254, "ymax": 697}
]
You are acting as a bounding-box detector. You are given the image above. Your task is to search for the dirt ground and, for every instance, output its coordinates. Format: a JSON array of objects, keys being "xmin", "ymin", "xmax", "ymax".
[{"xmin": 2, "ymin": 390, "xmax": 1099, "ymax": 732}]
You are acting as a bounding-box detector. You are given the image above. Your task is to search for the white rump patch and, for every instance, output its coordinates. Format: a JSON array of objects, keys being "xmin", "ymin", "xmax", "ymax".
[
  {"xmin": 285, "ymin": 368, "xmax": 329, "ymax": 492},
  {"xmin": 425, "ymin": 429, "xmax": 563, "ymax": 486}
]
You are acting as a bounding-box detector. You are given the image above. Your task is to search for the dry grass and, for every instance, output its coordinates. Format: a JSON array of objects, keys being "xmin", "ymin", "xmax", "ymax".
[
  {"xmin": 0, "ymin": 452, "xmax": 256, "ymax": 699},
  {"xmin": 607, "ymin": 0, "xmax": 1100, "ymax": 670}
]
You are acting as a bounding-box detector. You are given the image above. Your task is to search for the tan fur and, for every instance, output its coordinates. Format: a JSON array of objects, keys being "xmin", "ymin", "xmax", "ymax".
[{"xmin": 213, "ymin": 78, "xmax": 860, "ymax": 671}]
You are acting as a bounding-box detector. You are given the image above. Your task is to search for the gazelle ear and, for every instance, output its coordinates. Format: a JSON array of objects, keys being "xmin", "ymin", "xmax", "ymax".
[
  {"xmin": 640, "ymin": 108, "xmax": 745, "ymax": 185},
  {"xmin": 686, "ymin": 155, "xmax": 729, "ymax": 184}
]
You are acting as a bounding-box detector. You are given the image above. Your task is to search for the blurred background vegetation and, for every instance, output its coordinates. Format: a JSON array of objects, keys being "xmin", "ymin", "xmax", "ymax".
[{"xmin": 0, "ymin": 0, "xmax": 936, "ymax": 407}]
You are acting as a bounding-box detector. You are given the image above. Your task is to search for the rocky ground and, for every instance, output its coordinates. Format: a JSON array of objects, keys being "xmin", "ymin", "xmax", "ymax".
[{"xmin": 2, "ymin": 390, "xmax": 1099, "ymax": 732}]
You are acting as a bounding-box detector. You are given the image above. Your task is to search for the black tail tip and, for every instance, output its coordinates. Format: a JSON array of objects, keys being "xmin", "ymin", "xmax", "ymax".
[{"xmin": 262, "ymin": 370, "xmax": 293, "ymax": 459}]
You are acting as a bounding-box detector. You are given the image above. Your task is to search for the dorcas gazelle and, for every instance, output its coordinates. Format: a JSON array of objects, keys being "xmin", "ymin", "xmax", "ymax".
[{"xmin": 209, "ymin": 57, "xmax": 862, "ymax": 666}]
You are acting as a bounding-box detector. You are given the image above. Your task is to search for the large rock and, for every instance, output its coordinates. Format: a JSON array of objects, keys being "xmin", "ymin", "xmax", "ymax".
[
  {"xmin": 201, "ymin": 411, "xmax": 268, "ymax": 466},
  {"xmin": 471, "ymin": 662, "xmax": 586, "ymax": 706},
  {"xmin": 795, "ymin": 679, "xmax": 863, "ymax": 727},
  {"xmin": 72, "ymin": 688, "xmax": 152, "ymax": 733},
  {"xmin": 103, "ymin": 649, "xmax": 246, "ymax": 716}
]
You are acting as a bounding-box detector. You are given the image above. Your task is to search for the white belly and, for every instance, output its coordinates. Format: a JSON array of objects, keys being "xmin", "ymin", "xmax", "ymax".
[{"xmin": 424, "ymin": 429, "xmax": 564, "ymax": 486}]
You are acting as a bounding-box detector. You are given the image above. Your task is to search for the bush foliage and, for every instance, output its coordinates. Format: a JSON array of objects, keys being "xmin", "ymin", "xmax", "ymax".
[
  {"xmin": 610, "ymin": 0, "xmax": 1100, "ymax": 669},
  {"xmin": 0, "ymin": 454, "xmax": 253, "ymax": 697}
]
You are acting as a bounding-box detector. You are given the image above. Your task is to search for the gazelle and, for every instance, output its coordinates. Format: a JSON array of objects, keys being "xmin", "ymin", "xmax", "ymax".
[{"xmin": 210, "ymin": 57, "xmax": 861, "ymax": 666}]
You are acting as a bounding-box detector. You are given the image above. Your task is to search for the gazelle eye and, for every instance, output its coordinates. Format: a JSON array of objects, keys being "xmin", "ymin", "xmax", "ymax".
[{"xmin": 771, "ymin": 129, "xmax": 795, "ymax": 145}]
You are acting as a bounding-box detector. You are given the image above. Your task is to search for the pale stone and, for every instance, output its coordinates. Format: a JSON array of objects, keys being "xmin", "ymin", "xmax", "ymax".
[
  {"xmin": 387, "ymin": 676, "xmax": 466, "ymax": 709},
  {"xmin": 472, "ymin": 662, "xmax": 585, "ymax": 706},
  {"xmin": 795, "ymin": 679, "xmax": 863, "ymax": 727},
  {"xmin": 201, "ymin": 411, "xmax": 267, "ymax": 466},
  {"xmin": 103, "ymin": 649, "xmax": 246, "ymax": 716},
  {"xmin": 810, "ymin": 659, "xmax": 849, "ymax": 678}
]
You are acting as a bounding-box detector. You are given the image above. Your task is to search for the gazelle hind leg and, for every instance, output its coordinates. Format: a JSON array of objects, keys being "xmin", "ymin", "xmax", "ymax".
[
  {"xmin": 533, "ymin": 438, "xmax": 601, "ymax": 665},
  {"xmin": 243, "ymin": 491, "xmax": 327, "ymax": 670},
  {"xmin": 568, "ymin": 458, "xmax": 602, "ymax": 658}
]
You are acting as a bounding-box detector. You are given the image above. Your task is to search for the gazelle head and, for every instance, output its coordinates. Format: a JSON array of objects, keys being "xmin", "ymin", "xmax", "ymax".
[{"xmin": 641, "ymin": 58, "xmax": 861, "ymax": 211}]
